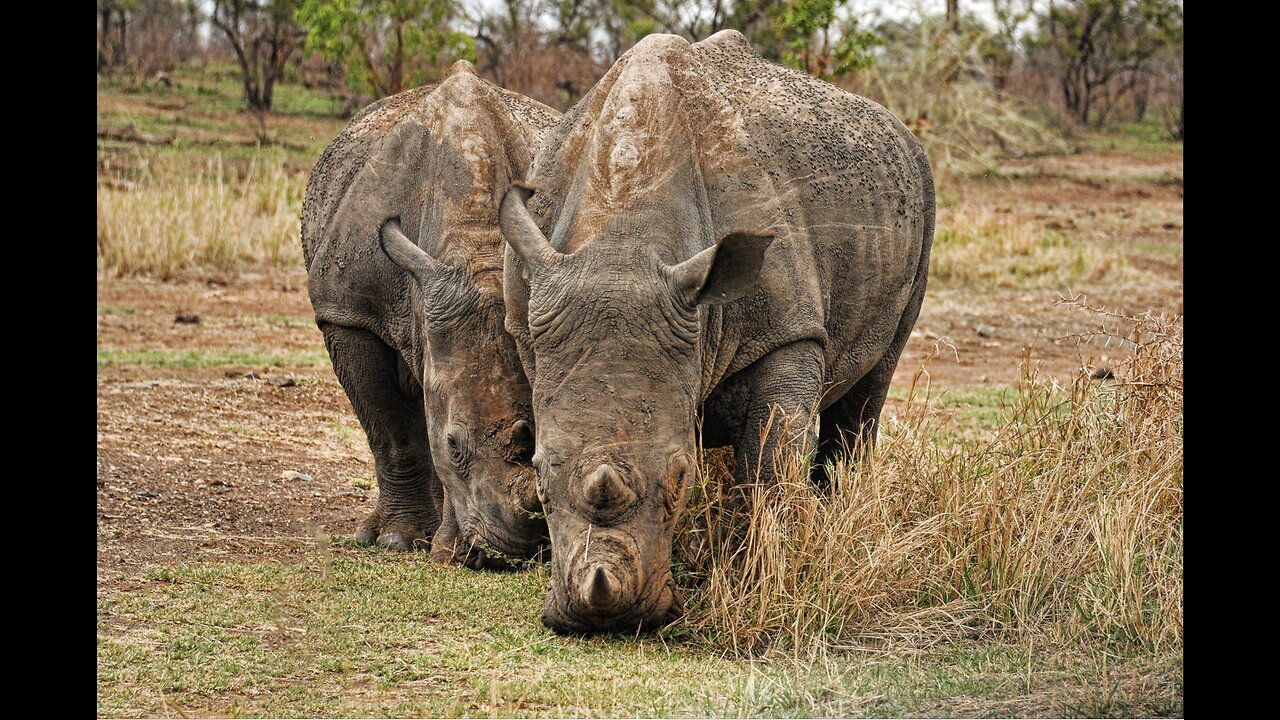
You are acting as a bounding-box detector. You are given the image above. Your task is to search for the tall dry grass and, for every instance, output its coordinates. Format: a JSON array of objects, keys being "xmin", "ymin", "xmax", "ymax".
[
  {"xmin": 931, "ymin": 206, "xmax": 1122, "ymax": 289},
  {"xmin": 676, "ymin": 304, "xmax": 1182, "ymax": 658},
  {"xmin": 97, "ymin": 153, "xmax": 305, "ymax": 278}
]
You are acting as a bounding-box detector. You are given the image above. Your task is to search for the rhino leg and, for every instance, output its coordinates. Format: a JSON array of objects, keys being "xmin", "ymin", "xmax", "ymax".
[
  {"xmin": 321, "ymin": 323, "xmax": 443, "ymax": 551},
  {"xmin": 813, "ymin": 267, "xmax": 928, "ymax": 489},
  {"xmin": 713, "ymin": 340, "xmax": 826, "ymax": 486},
  {"xmin": 811, "ymin": 361, "xmax": 894, "ymax": 490}
]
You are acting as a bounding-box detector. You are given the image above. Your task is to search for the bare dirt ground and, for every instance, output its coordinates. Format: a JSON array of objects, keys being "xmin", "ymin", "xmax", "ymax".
[{"xmin": 96, "ymin": 148, "xmax": 1183, "ymax": 581}]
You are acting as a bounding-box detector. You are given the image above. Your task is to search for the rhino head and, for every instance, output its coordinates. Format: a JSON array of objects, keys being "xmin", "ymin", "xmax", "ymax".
[
  {"xmin": 380, "ymin": 217, "xmax": 547, "ymax": 570},
  {"xmin": 500, "ymin": 185, "xmax": 772, "ymax": 632}
]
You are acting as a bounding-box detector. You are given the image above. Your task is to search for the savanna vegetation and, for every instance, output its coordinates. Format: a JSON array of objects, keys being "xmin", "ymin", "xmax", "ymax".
[{"xmin": 98, "ymin": 1, "xmax": 1182, "ymax": 716}]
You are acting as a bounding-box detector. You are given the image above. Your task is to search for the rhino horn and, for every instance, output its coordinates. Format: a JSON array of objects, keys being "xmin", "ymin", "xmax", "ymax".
[
  {"xmin": 580, "ymin": 564, "xmax": 621, "ymax": 613},
  {"xmin": 379, "ymin": 217, "xmax": 445, "ymax": 286},
  {"xmin": 582, "ymin": 463, "xmax": 635, "ymax": 510},
  {"xmin": 500, "ymin": 183, "xmax": 563, "ymax": 272}
]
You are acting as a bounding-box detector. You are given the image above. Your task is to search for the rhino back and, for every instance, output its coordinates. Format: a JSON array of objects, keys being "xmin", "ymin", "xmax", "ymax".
[
  {"xmin": 522, "ymin": 31, "xmax": 932, "ymax": 398},
  {"xmin": 303, "ymin": 69, "xmax": 560, "ymax": 358}
]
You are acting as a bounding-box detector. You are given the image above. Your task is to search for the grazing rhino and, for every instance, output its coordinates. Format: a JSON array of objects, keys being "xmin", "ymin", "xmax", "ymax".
[
  {"xmin": 302, "ymin": 61, "xmax": 559, "ymax": 568},
  {"xmin": 500, "ymin": 31, "xmax": 934, "ymax": 632}
]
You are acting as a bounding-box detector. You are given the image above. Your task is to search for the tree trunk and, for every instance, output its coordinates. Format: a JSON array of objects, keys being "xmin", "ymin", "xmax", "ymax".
[
  {"xmin": 117, "ymin": 12, "xmax": 129, "ymax": 70},
  {"xmin": 947, "ymin": 0, "xmax": 960, "ymax": 31},
  {"xmin": 99, "ymin": 7, "xmax": 113, "ymax": 72}
]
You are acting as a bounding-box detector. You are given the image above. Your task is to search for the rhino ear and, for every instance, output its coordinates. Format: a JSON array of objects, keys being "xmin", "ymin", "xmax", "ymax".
[
  {"xmin": 668, "ymin": 230, "xmax": 775, "ymax": 306},
  {"xmin": 379, "ymin": 217, "xmax": 445, "ymax": 286}
]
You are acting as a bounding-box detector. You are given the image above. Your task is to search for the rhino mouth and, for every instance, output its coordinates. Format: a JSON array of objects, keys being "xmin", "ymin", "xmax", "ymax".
[
  {"xmin": 430, "ymin": 518, "xmax": 549, "ymax": 571},
  {"xmin": 458, "ymin": 528, "xmax": 550, "ymax": 571},
  {"xmin": 541, "ymin": 571, "xmax": 685, "ymax": 635}
]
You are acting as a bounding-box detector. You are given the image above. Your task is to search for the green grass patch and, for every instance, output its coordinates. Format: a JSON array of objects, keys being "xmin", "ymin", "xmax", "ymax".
[
  {"xmin": 253, "ymin": 315, "xmax": 315, "ymax": 328},
  {"xmin": 1079, "ymin": 120, "xmax": 1183, "ymax": 157},
  {"xmin": 218, "ymin": 422, "xmax": 263, "ymax": 437},
  {"xmin": 979, "ymin": 166, "xmax": 1182, "ymax": 186},
  {"xmin": 99, "ymin": 305, "xmax": 137, "ymax": 315},
  {"xmin": 329, "ymin": 422, "xmax": 366, "ymax": 445},
  {"xmin": 97, "ymin": 348, "xmax": 330, "ymax": 369},
  {"xmin": 98, "ymin": 60, "xmax": 348, "ymax": 163},
  {"xmin": 98, "ymin": 555, "xmax": 1182, "ymax": 717}
]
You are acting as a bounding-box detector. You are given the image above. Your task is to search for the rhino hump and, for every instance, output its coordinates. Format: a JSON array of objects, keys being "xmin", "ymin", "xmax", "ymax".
[
  {"xmin": 520, "ymin": 29, "xmax": 932, "ymax": 391},
  {"xmin": 303, "ymin": 72, "xmax": 559, "ymax": 348}
]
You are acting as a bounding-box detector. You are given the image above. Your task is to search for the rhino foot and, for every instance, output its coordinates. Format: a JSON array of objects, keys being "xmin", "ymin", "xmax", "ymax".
[{"xmin": 355, "ymin": 505, "xmax": 436, "ymax": 551}]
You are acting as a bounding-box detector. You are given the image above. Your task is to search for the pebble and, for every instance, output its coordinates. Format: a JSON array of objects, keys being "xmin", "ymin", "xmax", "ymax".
[
  {"xmin": 174, "ymin": 313, "xmax": 200, "ymax": 324},
  {"xmin": 134, "ymin": 490, "xmax": 159, "ymax": 499},
  {"xmin": 281, "ymin": 470, "xmax": 314, "ymax": 482},
  {"xmin": 975, "ymin": 324, "xmax": 995, "ymax": 339},
  {"xmin": 269, "ymin": 376, "xmax": 297, "ymax": 388}
]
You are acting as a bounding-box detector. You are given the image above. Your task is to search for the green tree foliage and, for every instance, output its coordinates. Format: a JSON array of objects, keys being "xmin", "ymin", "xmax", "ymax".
[
  {"xmin": 297, "ymin": 0, "xmax": 475, "ymax": 99},
  {"xmin": 1031, "ymin": 0, "xmax": 1182, "ymax": 126},
  {"xmin": 981, "ymin": 0, "xmax": 1035, "ymax": 90},
  {"xmin": 729, "ymin": 0, "xmax": 878, "ymax": 80}
]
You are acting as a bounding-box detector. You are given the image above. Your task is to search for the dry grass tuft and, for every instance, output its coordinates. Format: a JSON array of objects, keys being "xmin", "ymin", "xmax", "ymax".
[
  {"xmin": 676, "ymin": 304, "xmax": 1182, "ymax": 658},
  {"xmin": 97, "ymin": 153, "xmax": 305, "ymax": 278},
  {"xmin": 931, "ymin": 206, "xmax": 1122, "ymax": 289}
]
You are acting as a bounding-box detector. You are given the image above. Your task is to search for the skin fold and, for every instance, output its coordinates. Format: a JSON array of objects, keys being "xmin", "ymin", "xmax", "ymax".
[
  {"xmin": 501, "ymin": 31, "xmax": 935, "ymax": 632},
  {"xmin": 302, "ymin": 61, "xmax": 560, "ymax": 569}
]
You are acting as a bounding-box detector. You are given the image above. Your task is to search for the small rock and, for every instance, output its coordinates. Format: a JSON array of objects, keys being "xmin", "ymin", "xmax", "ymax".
[
  {"xmin": 134, "ymin": 490, "xmax": 159, "ymax": 499},
  {"xmin": 976, "ymin": 324, "xmax": 995, "ymax": 339},
  {"xmin": 1091, "ymin": 367, "xmax": 1116, "ymax": 380},
  {"xmin": 206, "ymin": 277, "xmax": 228, "ymax": 288},
  {"xmin": 281, "ymin": 470, "xmax": 314, "ymax": 482},
  {"xmin": 174, "ymin": 313, "xmax": 200, "ymax": 324},
  {"xmin": 224, "ymin": 370, "xmax": 243, "ymax": 378},
  {"xmin": 268, "ymin": 376, "xmax": 297, "ymax": 388}
]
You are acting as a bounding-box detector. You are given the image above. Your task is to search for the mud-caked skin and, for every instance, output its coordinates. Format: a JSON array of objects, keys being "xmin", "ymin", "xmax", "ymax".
[
  {"xmin": 500, "ymin": 32, "xmax": 935, "ymax": 631},
  {"xmin": 302, "ymin": 61, "xmax": 560, "ymax": 568}
]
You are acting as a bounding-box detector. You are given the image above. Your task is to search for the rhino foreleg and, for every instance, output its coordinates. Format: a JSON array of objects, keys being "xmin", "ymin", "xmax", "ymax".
[
  {"xmin": 723, "ymin": 340, "xmax": 825, "ymax": 486},
  {"xmin": 321, "ymin": 323, "xmax": 443, "ymax": 550},
  {"xmin": 811, "ymin": 362, "xmax": 894, "ymax": 490}
]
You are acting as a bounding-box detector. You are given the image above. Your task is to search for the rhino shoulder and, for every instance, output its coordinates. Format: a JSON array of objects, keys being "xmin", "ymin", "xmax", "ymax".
[{"xmin": 301, "ymin": 84, "xmax": 437, "ymax": 270}]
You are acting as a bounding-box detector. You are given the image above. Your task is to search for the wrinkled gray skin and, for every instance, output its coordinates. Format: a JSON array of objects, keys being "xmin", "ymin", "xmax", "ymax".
[
  {"xmin": 500, "ymin": 32, "xmax": 934, "ymax": 632},
  {"xmin": 302, "ymin": 61, "xmax": 560, "ymax": 569}
]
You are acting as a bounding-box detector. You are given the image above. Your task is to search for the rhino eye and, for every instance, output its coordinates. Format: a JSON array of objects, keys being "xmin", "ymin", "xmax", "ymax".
[{"xmin": 446, "ymin": 432, "xmax": 468, "ymax": 470}]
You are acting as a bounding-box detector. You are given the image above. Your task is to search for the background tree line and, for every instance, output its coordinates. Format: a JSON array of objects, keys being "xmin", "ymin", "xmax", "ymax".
[{"xmin": 97, "ymin": 0, "xmax": 1183, "ymax": 140}]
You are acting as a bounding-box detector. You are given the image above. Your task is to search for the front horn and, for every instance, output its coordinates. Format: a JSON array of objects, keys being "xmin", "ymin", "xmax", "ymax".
[{"xmin": 499, "ymin": 182, "xmax": 562, "ymax": 272}]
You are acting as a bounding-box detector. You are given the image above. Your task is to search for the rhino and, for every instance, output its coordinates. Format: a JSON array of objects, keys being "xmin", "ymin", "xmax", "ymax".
[
  {"xmin": 301, "ymin": 61, "xmax": 559, "ymax": 568},
  {"xmin": 499, "ymin": 31, "xmax": 935, "ymax": 632}
]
